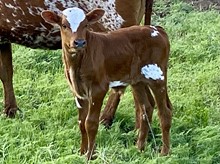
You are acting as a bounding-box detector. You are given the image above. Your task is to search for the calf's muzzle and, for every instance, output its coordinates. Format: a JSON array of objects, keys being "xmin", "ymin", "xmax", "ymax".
[{"xmin": 74, "ymin": 39, "xmax": 86, "ymax": 48}]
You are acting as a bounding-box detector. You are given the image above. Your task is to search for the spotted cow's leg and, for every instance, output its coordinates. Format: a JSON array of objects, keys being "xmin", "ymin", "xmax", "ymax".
[{"xmin": 0, "ymin": 43, "xmax": 18, "ymax": 117}]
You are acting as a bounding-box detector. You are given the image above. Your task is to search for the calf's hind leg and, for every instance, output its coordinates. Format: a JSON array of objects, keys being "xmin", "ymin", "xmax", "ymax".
[
  {"xmin": 133, "ymin": 85, "xmax": 155, "ymax": 130},
  {"xmin": 149, "ymin": 80, "xmax": 172, "ymax": 155},
  {"xmin": 131, "ymin": 82, "xmax": 154, "ymax": 151},
  {"xmin": 100, "ymin": 85, "xmax": 155, "ymax": 129},
  {"xmin": 0, "ymin": 43, "xmax": 18, "ymax": 117}
]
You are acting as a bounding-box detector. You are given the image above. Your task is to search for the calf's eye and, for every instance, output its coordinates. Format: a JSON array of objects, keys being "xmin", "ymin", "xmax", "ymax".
[{"xmin": 62, "ymin": 24, "xmax": 67, "ymax": 29}]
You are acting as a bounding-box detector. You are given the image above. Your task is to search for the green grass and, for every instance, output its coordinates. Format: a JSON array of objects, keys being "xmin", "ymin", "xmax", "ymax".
[{"xmin": 1, "ymin": 0, "xmax": 220, "ymax": 163}]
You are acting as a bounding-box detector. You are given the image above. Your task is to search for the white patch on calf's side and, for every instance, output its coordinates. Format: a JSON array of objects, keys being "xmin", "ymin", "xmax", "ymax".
[
  {"xmin": 150, "ymin": 25, "xmax": 157, "ymax": 30},
  {"xmin": 150, "ymin": 26, "xmax": 160, "ymax": 37},
  {"xmin": 109, "ymin": 81, "xmax": 128, "ymax": 88},
  {"xmin": 141, "ymin": 64, "xmax": 164, "ymax": 80},
  {"xmin": 75, "ymin": 97, "xmax": 82, "ymax": 109},
  {"xmin": 63, "ymin": 7, "xmax": 86, "ymax": 32},
  {"xmin": 151, "ymin": 30, "xmax": 159, "ymax": 37}
]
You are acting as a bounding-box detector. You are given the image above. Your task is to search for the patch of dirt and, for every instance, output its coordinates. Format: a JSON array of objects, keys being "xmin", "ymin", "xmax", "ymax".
[{"xmin": 183, "ymin": 0, "xmax": 220, "ymax": 11}]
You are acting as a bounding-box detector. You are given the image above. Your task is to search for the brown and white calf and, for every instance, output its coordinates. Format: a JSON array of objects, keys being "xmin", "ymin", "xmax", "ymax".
[
  {"xmin": 41, "ymin": 7, "xmax": 172, "ymax": 159},
  {"xmin": 0, "ymin": 0, "xmax": 153, "ymax": 118}
]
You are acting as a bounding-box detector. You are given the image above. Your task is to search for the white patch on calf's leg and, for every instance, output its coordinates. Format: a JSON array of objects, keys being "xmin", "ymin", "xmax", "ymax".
[
  {"xmin": 75, "ymin": 97, "xmax": 82, "ymax": 109},
  {"xmin": 141, "ymin": 64, "xmax": 164, "ymax": 80}
]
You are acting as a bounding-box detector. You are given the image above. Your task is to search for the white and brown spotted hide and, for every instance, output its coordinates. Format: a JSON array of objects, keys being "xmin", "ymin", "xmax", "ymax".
[{"xmin": 0, "ymin": 0, "xmax": 151, "ymax": 49}]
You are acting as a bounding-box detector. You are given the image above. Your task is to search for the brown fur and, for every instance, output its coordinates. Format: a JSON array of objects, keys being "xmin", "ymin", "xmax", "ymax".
[{"xmin": 42, "ymin": 7, "xmax": 171, "ymax": 160}]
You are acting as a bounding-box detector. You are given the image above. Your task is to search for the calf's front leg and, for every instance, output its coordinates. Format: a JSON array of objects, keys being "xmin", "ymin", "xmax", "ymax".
[
  {"xmin": 85, "ymin": 88, "xmax": 107, "ymax": 160},
  {"xmin": 77, "ymin": 98, "xmax": 89, "ymax": 155}
]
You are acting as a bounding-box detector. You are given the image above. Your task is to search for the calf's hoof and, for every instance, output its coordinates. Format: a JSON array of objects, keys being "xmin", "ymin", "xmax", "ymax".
[
  {"xmin": 137, "ymin": 139, "xmax": 145, "ymax": 152},
  {"xmin": 160, "ymin": 146, "xmax": 170, "ymax": 156},
  {"xmin": 79, "ymin": 147, "xmax": 87, "ymax": 156},
  {"xmin": 86, "ymin": 151, "xmax": 97, "ymax": 160},
  {"xmin": 99, "ymin": 115, "xmax": 114, "ymax": 128}
]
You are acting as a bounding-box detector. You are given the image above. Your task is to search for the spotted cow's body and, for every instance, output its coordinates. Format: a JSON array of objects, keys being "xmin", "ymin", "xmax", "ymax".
[
  {"xmin": 0, "ymin": 0, "xmax": 127, "ymax": 48},
  {"xmin": 0, "ymin": 0, "xmax": 154, "ymax": 119}
]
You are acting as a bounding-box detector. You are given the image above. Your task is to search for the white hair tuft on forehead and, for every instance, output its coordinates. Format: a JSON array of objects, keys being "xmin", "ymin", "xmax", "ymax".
[{"xmin": 62, "ymin": 7, "xmax": 86, "ymax": 32}]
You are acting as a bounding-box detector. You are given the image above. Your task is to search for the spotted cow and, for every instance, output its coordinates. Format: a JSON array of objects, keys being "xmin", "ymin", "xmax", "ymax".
[
  {"xmin": 42, "ymin": 7, "xmax": 172, "ymax": 160},
  {"xmin": 0, "ymin": 0, "xmax": 154, "ymax": 122}
]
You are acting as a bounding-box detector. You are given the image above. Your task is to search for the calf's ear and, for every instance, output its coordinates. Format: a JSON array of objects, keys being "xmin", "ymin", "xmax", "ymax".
[
  {"xmin": 86, "ymin": 8, "xmax": 105, "ymax": 24},
  {"xmin": 41, "ymin": 11, "xmax": 61, "ymax": 25}
]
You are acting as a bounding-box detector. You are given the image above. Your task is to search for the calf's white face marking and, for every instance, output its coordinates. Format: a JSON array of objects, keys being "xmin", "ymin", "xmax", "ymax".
[
  {"xmin": 141, "ymin": 64, "xmax": 164, "ymax": 80},
  {"xmin": 63, "ymin": 7, "xmax": 86, "ymax": 32}
]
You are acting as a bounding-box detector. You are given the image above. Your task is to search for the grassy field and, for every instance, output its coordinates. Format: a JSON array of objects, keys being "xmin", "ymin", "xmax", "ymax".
[{"xmin": 1, "ymin": 0, "xmax": 220, "ymax": 163}]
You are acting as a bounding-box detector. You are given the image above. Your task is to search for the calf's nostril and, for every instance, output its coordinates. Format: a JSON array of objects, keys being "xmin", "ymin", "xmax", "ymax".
[
  {"xmin": 82, "ymin": 40, "xmax": 86, "ymax": 45},
  {"xmin": 74, "ymin": 40, "xmax": 78, "ymax": 46}
]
